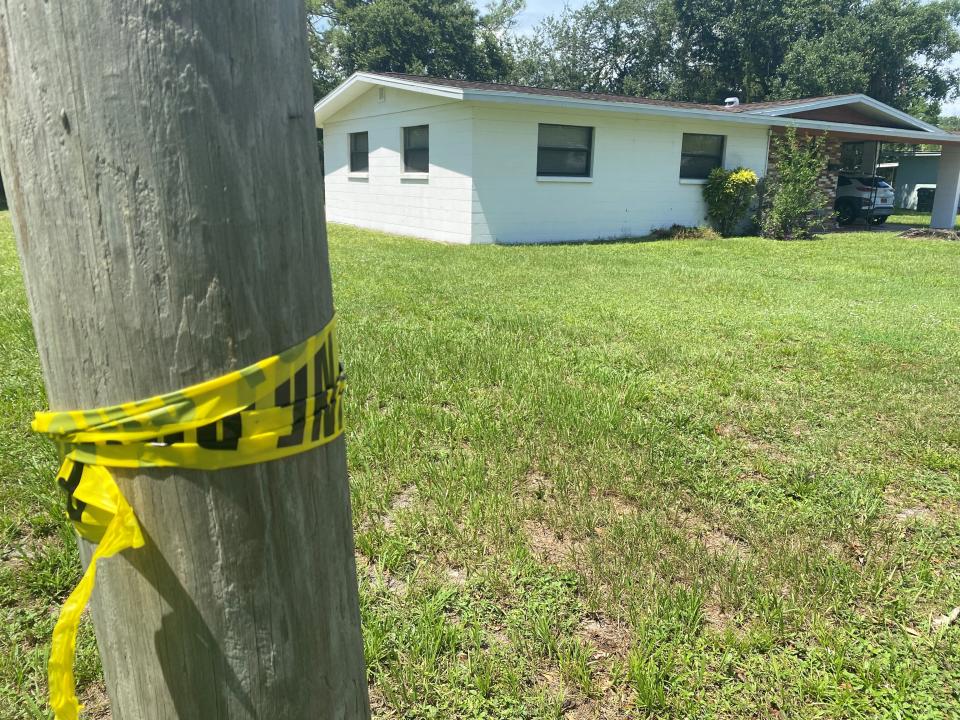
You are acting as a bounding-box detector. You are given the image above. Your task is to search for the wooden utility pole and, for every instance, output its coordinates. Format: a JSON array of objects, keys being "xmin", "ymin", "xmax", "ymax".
[{"xmin": 0, "ymin": 2, "xmax": 370, "ymax": 718}]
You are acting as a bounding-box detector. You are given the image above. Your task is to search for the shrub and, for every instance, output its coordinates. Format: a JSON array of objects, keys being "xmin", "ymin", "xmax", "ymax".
[
  {"xmin": 702, "ymin": 166, "xmax": 758, "ymax": 236},
  {"xmin": 758, "ymin": 128, "xmax": 831, "ymax": 240},
  {"xmin": 648, "ymin": 224, "xmax": 721, "ymax": 241}
]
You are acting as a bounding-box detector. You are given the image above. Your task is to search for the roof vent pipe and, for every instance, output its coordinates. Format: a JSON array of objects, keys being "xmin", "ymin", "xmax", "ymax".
[{"xmin": 724, "ymin": 97, "xmax": 740, "ymax": 107}]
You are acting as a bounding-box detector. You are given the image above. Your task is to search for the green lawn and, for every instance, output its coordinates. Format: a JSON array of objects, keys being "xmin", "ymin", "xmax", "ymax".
[
  {"xmin": 2, "ymin": 213, "xmax": 960, "ymax": 719},
  {"xmin": 886, "ymin": 209, "xmax": 960, "ymax": 229}
]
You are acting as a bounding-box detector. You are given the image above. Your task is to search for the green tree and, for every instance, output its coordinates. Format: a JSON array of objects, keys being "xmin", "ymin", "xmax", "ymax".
[
  {"xmin": 512, "ymin": 0, "xmax": 675, "ymax": 96},
  {"xmin": 938, "ymin": 115, "xmax": 960, "ymax": 130},
  {"xmin": 308, "ymin": 0, "xmax": 521, "ymax": 101},
  {"xmin": 515, "ymin": 0, "xmax": 960, "ymax": 118},
  {"xmin": 771, "ymin": 0, "xmax": 960, "ymax": 120}
]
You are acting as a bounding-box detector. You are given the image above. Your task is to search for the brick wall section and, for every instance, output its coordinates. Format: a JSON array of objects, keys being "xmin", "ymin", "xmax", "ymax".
[
  {"xmin": 767, "ymin": 129, "xmax": 841, "ymax": 227},
  {"xmin": 767, "ymin": 129, "xmax": 841, "ymax": 200}
]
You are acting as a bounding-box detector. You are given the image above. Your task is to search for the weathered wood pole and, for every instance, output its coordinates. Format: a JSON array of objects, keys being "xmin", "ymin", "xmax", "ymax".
[{"xmin": 0, "ymin": 2, "xmax": 370, "ymax": 718}]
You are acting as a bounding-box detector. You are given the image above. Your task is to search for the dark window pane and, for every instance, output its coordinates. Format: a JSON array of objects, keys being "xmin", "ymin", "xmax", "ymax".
[
  {"xmin": 681, "ymin": 133, "xmax": 724, "ymax": 156},
  {"xmin": 351, "ymin": 132, "xmax": 368, "ymax": 153},
  {"xmin": 350, "ymin": 152, "xmax": 368, "ymax": 172},
  {"xmin": 405, "ymin": 148, "xmax": 429, "ymax": 173},
  {"xmin": 404, "ymin": 125, "xmax": 429, "ymax": 150},
  {"xmin": 349, "ymin": 132, "xmax": 368, "ymax": 172},
  {"xmin": 680, "ymin": 154, "xmax": 721, "ymax": 179},
  {"xmin": 537, "ymin": 149, "xmax": 590, "ymax": 176},
  {"xmin": 536, "ymin": 124, "xmax": 593, "ymax": 176},
  {"xmin": 538, "ymin": 124, "xmax": 591, "ymax": 150},
  {"xmin": 679, "ymin": 133, "xmax": 724, "ymax": 179},
  {"xmin": 404, "ymin": 125, "xmax": 429, "ymax": 172}
]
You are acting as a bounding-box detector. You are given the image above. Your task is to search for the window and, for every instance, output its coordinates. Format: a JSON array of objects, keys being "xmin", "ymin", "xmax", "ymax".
[
  {"xmin": 680, "ymin": 133, "xmax": 725, "ymax": 179},
  {"xmin": 349, "ymin": 132, "xmax": 368, "ymax": 173},
  {"xmin": 856, "ymin": 176, "xmax": 891, "ymax": 189},
  {"xmin": 537, "ymin": 124, "xmax": 593, "ymax": 177},
  {"xmin": 403, "ymin": 125, "xmax": 429, "ymax": 173}
]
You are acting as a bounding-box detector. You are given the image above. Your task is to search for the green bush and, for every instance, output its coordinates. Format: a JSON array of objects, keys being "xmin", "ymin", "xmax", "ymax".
[
  {"xmin": 702, "ymin": 166, "xmax": 758, "ymax": 236},
  {"xmin": 758, "ymin": 128, "xmax": 831, "ymax": 240}
]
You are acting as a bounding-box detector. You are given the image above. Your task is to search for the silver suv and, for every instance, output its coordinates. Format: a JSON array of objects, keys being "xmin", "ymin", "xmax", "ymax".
[{"xmin": 835, "ymin": 174, "xmax": 895, "ymax": 225}]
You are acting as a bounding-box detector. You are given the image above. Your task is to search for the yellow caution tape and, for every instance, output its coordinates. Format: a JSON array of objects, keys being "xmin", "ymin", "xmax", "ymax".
[{"xmin": 34, "ymin": 318, "xmax": 345, "ymax": 720}]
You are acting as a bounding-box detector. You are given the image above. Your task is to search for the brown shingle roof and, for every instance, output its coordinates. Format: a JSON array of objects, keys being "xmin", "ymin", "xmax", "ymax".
[
  {"xmin": 730, "ymin": 95, "xmax": 859, "ymax": 112},
  {"xmin": 370, "ymin": 72, "xmax": 844, "ymax": 113}
]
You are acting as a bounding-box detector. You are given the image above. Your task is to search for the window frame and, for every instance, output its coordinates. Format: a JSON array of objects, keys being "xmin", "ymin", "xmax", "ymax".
[
  {"xmin": 679, "ymin": 133, "xmax": 726, "ymax": 180},
  {"xmin": 349, "ymin": 131, "xmax": 369, "ymax": 173},
  {"xmin": 536, "ymin": 123, "xmax": 594, "ymax": 178},
  {"xmin": 403, "ymin": 125, "xmax": 430, "ymax": 174}
]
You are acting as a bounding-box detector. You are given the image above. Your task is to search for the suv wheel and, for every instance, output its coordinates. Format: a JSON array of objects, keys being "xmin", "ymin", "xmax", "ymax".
[{"xmin": 836, "ymin": 200, "xmax": 858, "ymax": 225}]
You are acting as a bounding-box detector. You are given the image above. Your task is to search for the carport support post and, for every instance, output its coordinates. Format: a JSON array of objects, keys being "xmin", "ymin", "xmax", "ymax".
[
  {"xmin": 0, "ymin": 1, "xmax": 370, "ymax": 718},
  {"xmin": 931, "ymin": 144, "xmax": 960, "ymax": 228}
]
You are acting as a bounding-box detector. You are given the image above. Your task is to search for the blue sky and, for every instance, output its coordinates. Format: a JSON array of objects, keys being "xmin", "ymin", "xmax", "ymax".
[{"xmin": 510, "ymin": 0, "xmax": 582, "ymax": 30}]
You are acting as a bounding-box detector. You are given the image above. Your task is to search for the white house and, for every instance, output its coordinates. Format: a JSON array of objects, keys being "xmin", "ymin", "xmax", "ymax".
[{"xmin": 314, "ymin": 73, "xmax": 960, "ymax": 243}]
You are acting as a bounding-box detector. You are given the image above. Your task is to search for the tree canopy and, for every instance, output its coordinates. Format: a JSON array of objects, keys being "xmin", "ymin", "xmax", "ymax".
[
  {"xmin": 309, "ymin": 0, "xmax": 960, "ymax": 120},
  {"xmin": 308, "ymin": 0, "xmax": 520, "ymax": 98}
]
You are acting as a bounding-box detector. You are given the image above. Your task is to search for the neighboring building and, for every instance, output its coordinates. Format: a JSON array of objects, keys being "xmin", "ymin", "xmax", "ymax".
[
  {"xmin": 314, "ymin": 73, "xmax": 960, "ymax": 244},
  {"xmin": 880, "ymin": 153, "xmax": 943, "ymax": 210}
]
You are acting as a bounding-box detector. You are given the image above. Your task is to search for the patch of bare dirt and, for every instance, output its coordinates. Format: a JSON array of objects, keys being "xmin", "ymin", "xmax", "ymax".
[
  {"xmin": 444, "ymin": 565, "xmax": 467, "ymax": 586},
  {"xmin": 822, "ymin": 537, "xmax": 873, "ymax": 569},
  {"xmin": 884, "ymin": 486, "xmax": 958, "ymax": 526},
  {"xmin": 382, "ymin": 484, "xmax": 418, "ymax": 532},
  {"xmin": 715, "ymin": 422, "xmax": 738, "ymax": 439},
  {"xmin": 355, "ymin": 551, "xmax": 407, "ymax": 594},
  {"xmin": 590, "ymin": 491, "xmax": 639, "ymax": 541},
  {"xmin": 737, "ymin": 469, "xmax": 770, "ymax": 484},
  {"xmin": 486, "ymin": 624, "xmax": 511, "ymax": 648},
  {"xmin": 524, "ymin": 520, "xmax": 578, "ymax": 565},
  {"xmin": 368, "ymin": 684, "xmax": 390, "ymax": 718},
  {"xmin": 523, "ymin": 465, "xmax": 553, "ymax": 500},
  {"xmin": 578, "ymin": 612, "xmax": 631, "ymax": 661},
  {"xmin": 562, "ymin": 685, "xmax": 630, "ymax": 719},
  {"xmin": 703, "ymin": 528, "xmax": 750, "ymax": 559},
  {"xmin": 571, "ymin": 613, "xmax": 633, "ymax": 718},
  {"xmin": 79, "ymin": 682, "xmax": 111, "ymax": 719},
  {"xmin": 703, "ymin": 601, "xmax": 741, "ymax": 633},
  {"xmin": 668, "ymin": 504, "xmax": 711, "ymax": 537},
  {"xmin": 1, "ymin": 545, "xmax": 29, "ymax": 571},
  {"xmin": 534, "ymin": 652, "xmax": 627, "ymax": 720},
  {"xmin": 535, "ymin": 665, "xmax": 566, "ymax": 697},
  {"xmin": 589, "ymin": 489, "xmax": 637, "ymax": 519},
  {"xmin": 2, "ymin": 531, "xmax": 58, "ymax": 572},
  {"xmin": 895, "ymin": 506, "xmax": 937, "ymax": 524},
  {"xmin": 667, "ymin": 503, "xmax": 751, "ymax": 561},
  {"xmin": 715, "ymin": 422, "xmax": 790, "ymax": 462},
  {"xmin": 565, "ymin": 698, "xmax": 600, "ymax": 719}
]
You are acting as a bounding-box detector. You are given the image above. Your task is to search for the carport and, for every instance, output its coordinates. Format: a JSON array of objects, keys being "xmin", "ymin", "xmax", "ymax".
[{"xmin": 748, "ymin": 96, "xmax": 960, "ymax": 228}]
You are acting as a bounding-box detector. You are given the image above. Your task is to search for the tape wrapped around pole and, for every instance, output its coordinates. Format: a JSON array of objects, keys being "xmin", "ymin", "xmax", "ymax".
[{"xmin": 36, "ymin": 318, "xmax": 345, "ymax": 719}]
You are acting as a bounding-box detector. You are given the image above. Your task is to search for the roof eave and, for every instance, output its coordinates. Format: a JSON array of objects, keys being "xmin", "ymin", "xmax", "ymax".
[
  {"xmin": 743, "ymin": 93, "xmax": 942, "ymax": 134},
  {"xmin": 314, "ymin": 76, "xmax": 956, "ymax": 143},
  {"xmin": 461, "ymin": 89, "xmax": 957, "ymax": 143},
  {"xmin": 314, "ymin": 72, "xmax": 464, "ymax": 126}
]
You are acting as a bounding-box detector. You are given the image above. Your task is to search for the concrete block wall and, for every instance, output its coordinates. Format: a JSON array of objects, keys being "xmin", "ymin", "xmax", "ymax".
[
  {"xmin": 470, "ymin": 105, "xmax": 770, "ymax": 244},
  {"xmin": 322, "ymin": 87, "xmax": 475, "ymax": 243}
]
